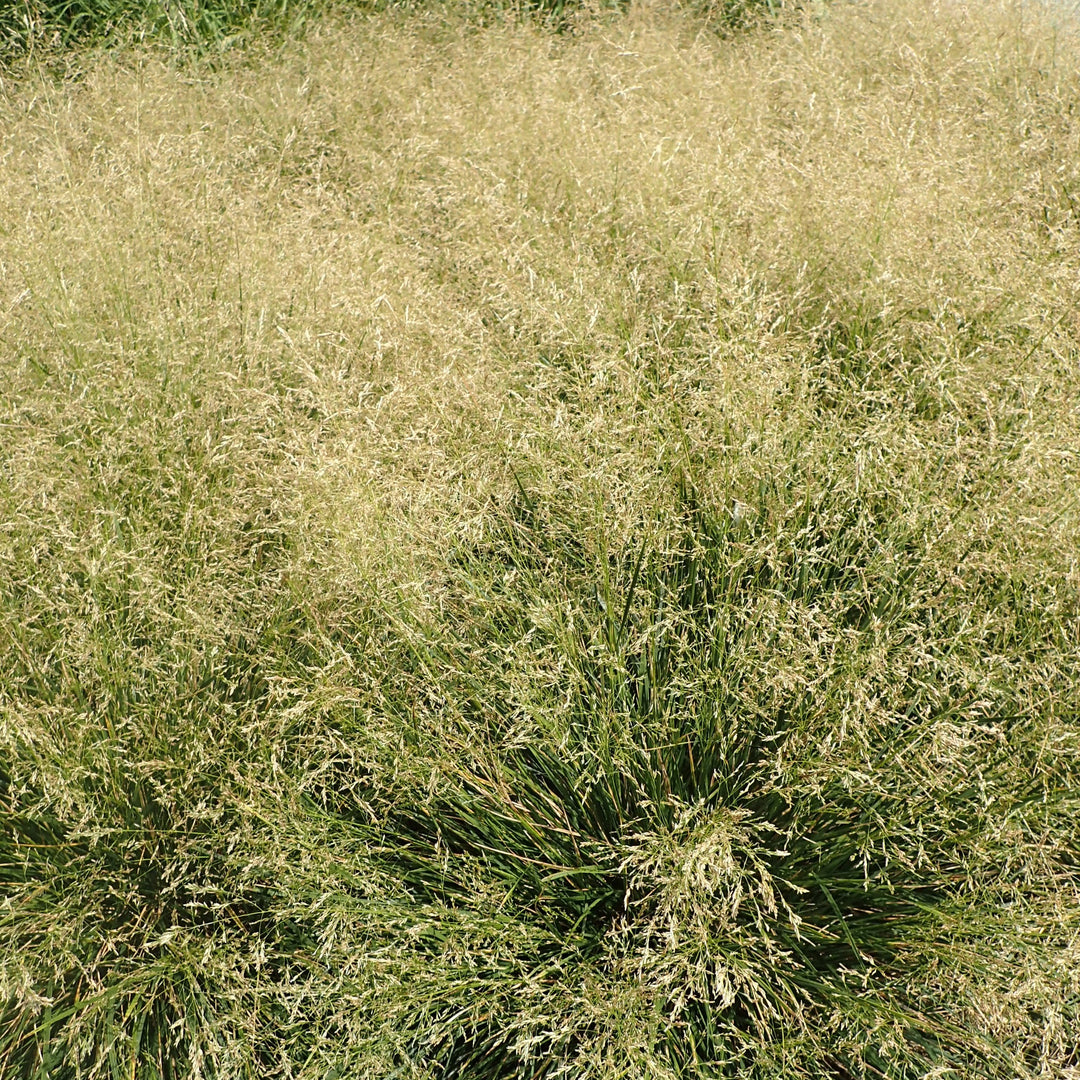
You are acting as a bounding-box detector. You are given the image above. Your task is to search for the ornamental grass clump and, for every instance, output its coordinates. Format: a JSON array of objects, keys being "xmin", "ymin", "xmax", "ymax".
[
  {"xmin": 2, "ymin": 0, "xmax": 1080, "ymax": 1075},
  {"xmin": 310, "ymin": 471, "xmax": 1073, "ymax": 1077},
  {"xmin": 0, "ymin": 378, "xmax": 325, "ymax": 1075}
]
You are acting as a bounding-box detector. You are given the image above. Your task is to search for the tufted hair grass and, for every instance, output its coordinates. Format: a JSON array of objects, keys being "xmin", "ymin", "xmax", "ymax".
[{"xmin": 2, "ymin": 0, "xmax": 1080, "ymax": 1076}]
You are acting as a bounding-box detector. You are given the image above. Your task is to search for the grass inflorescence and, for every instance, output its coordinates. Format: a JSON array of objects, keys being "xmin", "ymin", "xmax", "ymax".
[{"xmin": 2, "ymin": 0, "xmax": 1080, "ymax": 1076}]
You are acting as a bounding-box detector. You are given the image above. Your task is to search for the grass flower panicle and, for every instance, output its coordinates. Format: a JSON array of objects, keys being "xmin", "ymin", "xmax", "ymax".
[{"xmin": 2, "ymin": 0, "xmax": 1080, "ymax": 1075}]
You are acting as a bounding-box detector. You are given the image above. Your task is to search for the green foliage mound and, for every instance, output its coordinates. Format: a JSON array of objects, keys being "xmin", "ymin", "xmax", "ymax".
[
  {"xmin": 0, "ymin": 0, "xmax": 780, "ymax": 61},
  {"xmin": 318, "ymin": 463, "xmax": 1076, "ymax": 1078},
  {"xmin": 4, "ymin": 0, "xmax": 317, "ymax": 55}
]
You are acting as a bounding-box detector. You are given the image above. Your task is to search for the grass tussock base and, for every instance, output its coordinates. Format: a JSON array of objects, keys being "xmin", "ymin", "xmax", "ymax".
[{"xmin": 2, "ymin": 0, "xmax": 1080, "ymax": 1077}]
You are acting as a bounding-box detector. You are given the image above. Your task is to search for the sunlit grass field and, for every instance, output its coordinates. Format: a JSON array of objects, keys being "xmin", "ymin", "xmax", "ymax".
[{"xmin": 2, "ymin": 1, "xmax": 1080, "ymax": 1076}]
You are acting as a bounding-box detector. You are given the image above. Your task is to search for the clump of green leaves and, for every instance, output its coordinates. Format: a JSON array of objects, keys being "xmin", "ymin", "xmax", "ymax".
[
  {"xmin": 287, "ymin": 461, "xmax": 1076, "ymax": 1078},
  {"xmin": 3, "ymin": 0, "xmax": 296, "ymax": 55},
  {"xmin": 0, "ymin": 0, "xmax": 778, "ymax": 62},
  {"xmin": 679, "ymin": 0, "xmax": 784, "ymax": 33}
]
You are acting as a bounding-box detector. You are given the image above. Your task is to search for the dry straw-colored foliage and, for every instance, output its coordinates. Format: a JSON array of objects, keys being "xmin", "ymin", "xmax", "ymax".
[
  {"xmin": 2, "ymin": 0, "xmax": 1079, "ymax": 1076},
  {"xmin": 3, "ymin": 0, "xmax": 1079, "ymax": 563}
]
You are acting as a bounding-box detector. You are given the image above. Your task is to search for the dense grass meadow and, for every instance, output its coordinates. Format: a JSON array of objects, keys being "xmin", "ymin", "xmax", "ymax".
[
  {"xmin": 2, "ymin": 0, "xmax": 1080, "ymax": 1076},
  {"xmin": 0, "ymin": 0, "xmax": 775, "ymax": 61}
]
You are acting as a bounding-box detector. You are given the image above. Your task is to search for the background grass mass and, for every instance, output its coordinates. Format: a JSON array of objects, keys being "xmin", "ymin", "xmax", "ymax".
[
  {"xmin": 0, "ymin": 0, "xmax": 775, "ymax": 62},
  {"xmin": 2, "ymin": 0, "xmax": 1080, "ymax": 1076}
]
